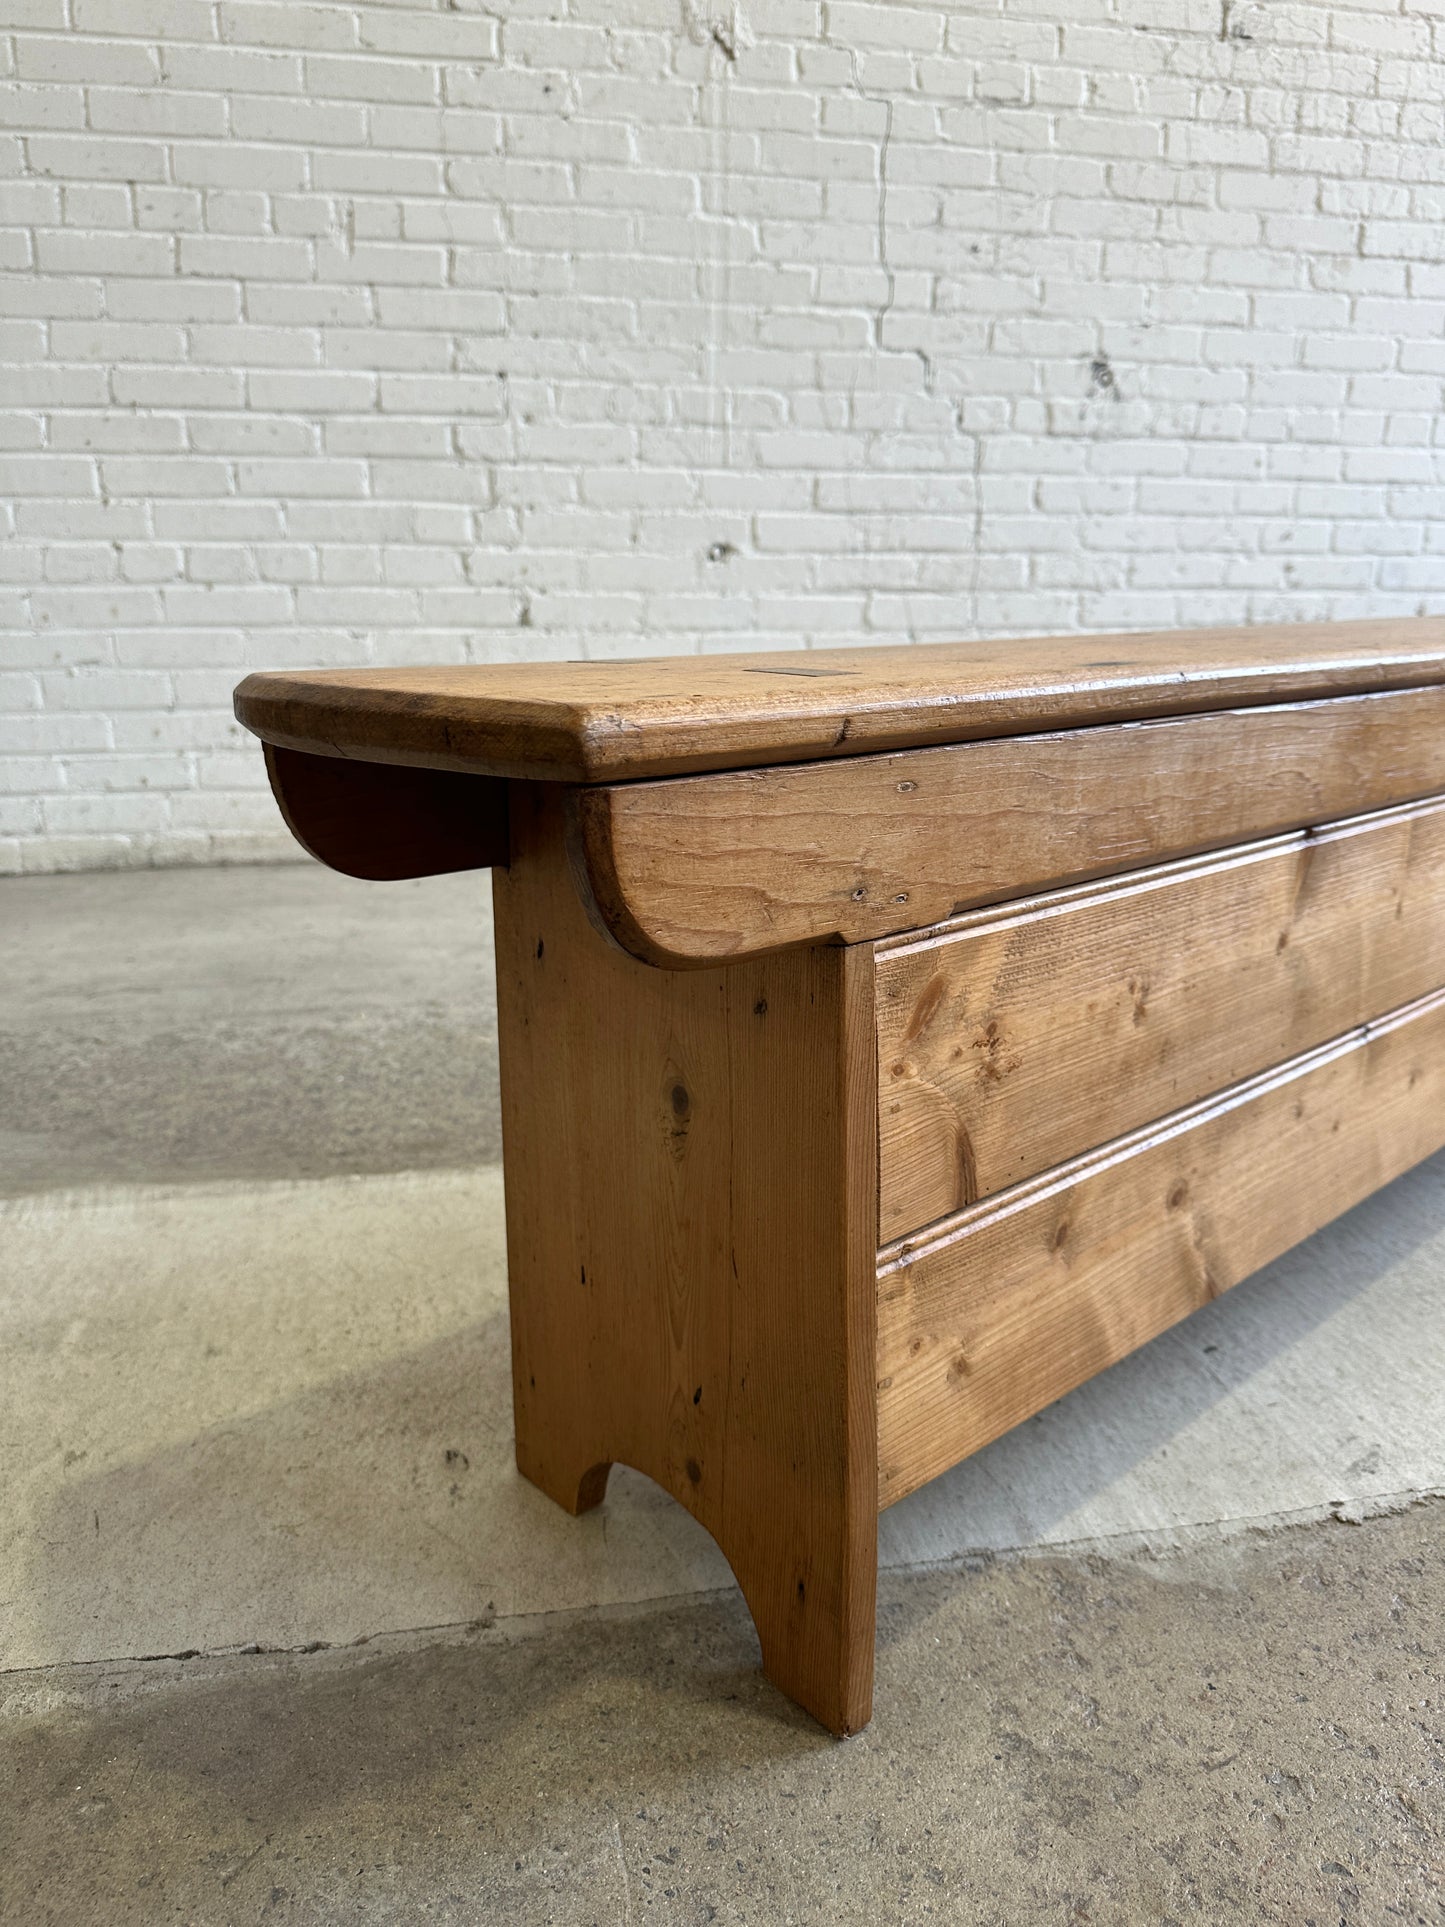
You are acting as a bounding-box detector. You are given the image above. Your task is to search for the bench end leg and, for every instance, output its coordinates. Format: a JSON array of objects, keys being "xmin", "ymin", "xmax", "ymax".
[
  {"xmin": 516, "ymin": 1439, "xmax": 611, "ymax": 1516},
  {"xmin": 495, "ymin": 786, "xmax": 879, "ymax": 1735}
]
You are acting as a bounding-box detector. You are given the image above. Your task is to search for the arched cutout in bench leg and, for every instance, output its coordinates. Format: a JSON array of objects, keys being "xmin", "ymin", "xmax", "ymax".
[
  {"xmin": 495, "ymin": 784, "xmax": 880, "ymax": 1737},
  {"xmin": 263, "ymin": 742, "xmax": 508, "ymax": 880}
]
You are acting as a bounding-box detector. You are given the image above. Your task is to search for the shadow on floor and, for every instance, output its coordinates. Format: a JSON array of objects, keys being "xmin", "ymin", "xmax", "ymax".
[
  {"xmin": 4, "ymin": 1502, "xmax": 1442, "ymax": 1926},
  {"xmin": 19, "ymin": 1153, "xmax": 1444, "ymax": 1684}
]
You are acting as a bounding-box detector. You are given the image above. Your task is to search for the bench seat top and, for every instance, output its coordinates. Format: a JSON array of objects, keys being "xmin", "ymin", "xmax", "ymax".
[{"xmin": 234, "ymin": 616, "xmax": 1445, "ymax": 785}]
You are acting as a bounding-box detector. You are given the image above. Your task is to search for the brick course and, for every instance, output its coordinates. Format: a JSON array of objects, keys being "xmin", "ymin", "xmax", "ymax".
[{"xmin": 3, "ymin": 0, "xmax": 1445, "ymax": 869}]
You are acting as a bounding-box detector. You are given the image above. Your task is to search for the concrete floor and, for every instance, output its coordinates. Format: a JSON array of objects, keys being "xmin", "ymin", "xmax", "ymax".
[
  {"xmin": 0, "ymin": 865, "xmax": 502, "ymax": 1193},
  {"xmin": 2, "ymin": 863, "xmax": 1443, "ymax": 1924}
]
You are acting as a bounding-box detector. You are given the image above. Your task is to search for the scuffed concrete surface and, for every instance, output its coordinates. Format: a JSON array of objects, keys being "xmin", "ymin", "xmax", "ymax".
[
  {"xmin": 3, "ymin": 1155, "xmax": 1443, "ymax": 1671},
  {"xmin": 3, "ymin": 1505, "xmax": 1442, "ymax": 1925},
  {"xmin": 0, "ymin": 1169, "xmax": 736, "ymax": 1670},
  {"xmin": 2, "ymin": 861, "xmax": 1444, "ymax": 1925},
  {"xmin": 0, "ymin": 864, "xmax": 500, "ymax": 1192}
]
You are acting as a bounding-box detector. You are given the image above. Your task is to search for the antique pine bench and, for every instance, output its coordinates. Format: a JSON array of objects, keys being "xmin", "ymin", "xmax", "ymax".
[{"xmin": 235, "ymin": 617, "xmax": 1445, "ymax": 1736}]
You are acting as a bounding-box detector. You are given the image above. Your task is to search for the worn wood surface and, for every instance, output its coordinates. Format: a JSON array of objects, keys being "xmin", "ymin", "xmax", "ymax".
[
  {"xmin": 234, "ymin": 617, "xmax": 1445, "ymax": 783},
  {"xmin": 494, "ymin": 785, "xmax": 879, "ymax": 1736},
  {"xmin": 876, "ymin": 793, "xmax": 1445, "ymax": 1239},
  {"xmin": 876, "ymin": 985, "xmax": 1445, "ymax": 1508},
  {"xmin": 264, "ymin": 743, "xmax": 509, "ymax": 880},
  {"xmin": 578, "ymin": 685, "xmax": 1445, "ymax": 964}
]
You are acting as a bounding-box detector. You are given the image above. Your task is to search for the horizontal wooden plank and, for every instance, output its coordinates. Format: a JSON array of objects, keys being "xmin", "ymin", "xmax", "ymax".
[
  {"xmin": 577, "ymin": 685, "xmax": 1445, "ymax": 964},
  {"xmin": 876, "ymin": 794, "xmax": 1445, "ymax": 1239},
  {"xmin": 232, "ymin": 616, "xmax": 1445, "ymax": 784},
  {"xmin": 875, "ymin": 986, "xmax": 1445, "ymax": 1509}
]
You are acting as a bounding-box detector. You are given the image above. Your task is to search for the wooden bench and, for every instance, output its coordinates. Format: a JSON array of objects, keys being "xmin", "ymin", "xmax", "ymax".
[{"xmin": 234, "ymin": 617, "xmax": 1445, "ymax": 1736}]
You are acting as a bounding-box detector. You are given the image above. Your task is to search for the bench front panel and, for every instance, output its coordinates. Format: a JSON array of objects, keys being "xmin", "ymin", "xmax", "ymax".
[
  {"xmin": 874, "ymin": 984, "xmax": 1445, "ymax": 1509},
  {"xmin": 875, "ymin": 793, "xmax": 1445, "ymax": 1242}
]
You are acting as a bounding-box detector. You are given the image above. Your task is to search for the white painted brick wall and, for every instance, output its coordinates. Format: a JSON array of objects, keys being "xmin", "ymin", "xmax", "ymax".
[{"xmin": 3, "ymin": 0, "xmax": 1445, "ymax": 871}]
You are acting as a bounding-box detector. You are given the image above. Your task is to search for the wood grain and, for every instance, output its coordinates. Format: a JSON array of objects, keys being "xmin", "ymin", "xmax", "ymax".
[
  {"xmin": 876, "ymin": 793, "xmax": 1445, "ymax": 1239},
  {"xmin": 264, "ymin": 743, "xmax": 508, "ymax": 880},
  {"xmin": 577, "ymin": 685, "xmax": 1445, "ymax": 964},
  {"xmin": 494, "ymin": 784, "xmax": 879, "ymax": 1736},
  {"xmin": 876, "ymin": 985, "xmax": 1445, "ymax": 1508},
  {"xmin": 234, "ymin": 616, "xmax": 1445, "ymax": 783}
]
